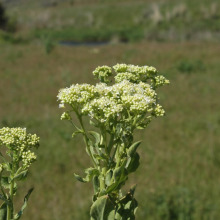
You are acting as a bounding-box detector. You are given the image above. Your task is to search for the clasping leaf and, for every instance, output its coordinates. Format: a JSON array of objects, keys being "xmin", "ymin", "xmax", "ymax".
[
  {"xmin": 13, "ymin": 188, "xmax": 34, "ymax": 220},
  {"xmin": 127, "ymin": 141, "xmax": 141, "ymax": 157},
  {"xmin": 74, "ymin": 168, "xmax": 99, "ymax": 183}
]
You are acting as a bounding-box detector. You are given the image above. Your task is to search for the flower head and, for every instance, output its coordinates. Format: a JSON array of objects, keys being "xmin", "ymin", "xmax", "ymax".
[
  {"xmin": 0, "ymin": 127, "xmax": 39, "ymax": 150},
  {"xmin": 58, "ymin": 64, "xmax": 169, "ymax": 130},
  {"xmin": 113, "ymin": 64, "xmax": 158, "ymax": 83},
  {"xmin": 57, "ymin": 84, "xmax": 96, "ymax": 110},
  {"xmin": 0, "ymin": 127, "xmax": 40, "ymax": 169},
  {"xmin": 93, "ymin": 66, "xmax": 112, "ymax": 83}
]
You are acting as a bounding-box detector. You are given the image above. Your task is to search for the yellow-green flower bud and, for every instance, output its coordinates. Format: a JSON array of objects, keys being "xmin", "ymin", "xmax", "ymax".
[
  {"xmin": 61, "ymin": 112, "xmax": 71, "ymax": 120},
  {"xmin": 0, "ymin": 164, "xmax": 3, "ymax": 173}
]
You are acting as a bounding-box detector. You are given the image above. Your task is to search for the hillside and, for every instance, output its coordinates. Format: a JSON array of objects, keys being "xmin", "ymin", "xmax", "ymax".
[{"xmin": 1, "ymin": 0, "xmax": 220, "ymax": 43}]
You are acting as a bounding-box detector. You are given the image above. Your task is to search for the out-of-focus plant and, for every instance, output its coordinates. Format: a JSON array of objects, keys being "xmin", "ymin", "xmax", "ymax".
[
  {"xmin": 0, "ymin": 3, "xmax": 17, "ymax": 33},
  {"xmin": 58, "ymin": 64, "xmax": 169, "ymax": 219},
  {"xmin": 0, "ymin": 3, "xmax": 7, "ymax": 31},
  {"xmin": 41, "ymin": 35, "xmax": 56, "ymax": 54},
  {"xmin": 0, "ymin": 127, "xmax": 40, "ymax": 220}
]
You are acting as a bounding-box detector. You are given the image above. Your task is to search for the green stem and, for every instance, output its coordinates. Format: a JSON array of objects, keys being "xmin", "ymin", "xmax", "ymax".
[
  {"xmin": 7, "ymin": 179, "xmax": 14, "ymax": 220},
  {"xmin": 99, "ymin": 167, "xmax": 106, "ymax": 192},
  {"xmin": 0, "ymin": 174, "xmax": 7, "ymax": 200},
  {"xmin": 75, "ymin": 111, "xmax": 98, "ymax": 168},
  {"xmin": 101, "ymin": 128, "xmax": 107, "ymax": 154},
  {"xmin": 7, "ymin": 160, "xmax": 15, "ymax": 220},
  {"xmin": 69, "ymin": 120, "xmax": 82, "ymax": 132},
  {"xmin": 107, "ymin": 134, "xmax": 114, "ymax": 155},
  {"xmin": 110, "ymin": 144, "xmax": 118, "ymax": 168}
]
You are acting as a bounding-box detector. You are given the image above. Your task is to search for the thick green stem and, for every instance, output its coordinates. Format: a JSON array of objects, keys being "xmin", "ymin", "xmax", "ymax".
[
  {"xmin": 99, "ymin": 167, "xmax": 107, "ymax": 192},
  {"xmin": 7, "ymin": 179, "xmax": 14, "ymax": 220},
  {"xmin": 101, "ymin": 129, "xmax": 108, "ymax": 154},
  {"xmin": 107, "ymin": 134, "xmax": 114, "ymax": 155}
]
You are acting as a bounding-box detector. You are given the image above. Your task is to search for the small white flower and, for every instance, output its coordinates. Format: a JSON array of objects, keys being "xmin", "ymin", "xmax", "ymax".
[{"xmin": 59, "ymin": 103, "xmax": 65, "ymax": 108}]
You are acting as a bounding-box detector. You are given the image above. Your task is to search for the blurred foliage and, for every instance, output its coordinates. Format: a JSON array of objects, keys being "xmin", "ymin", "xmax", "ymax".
[
  {"xmin": 176, "ymin": 60, "xmax": 206, "ymax": 74},
  {"xmin": 0, "ymin": 0, "xmax": 220, "ymax": 43},
  {"xmin": 0, "ymin": 2, "xmax": 7, "ymax": 30},
  {"xmin": 0, "ymin": 2, "xmax": 17, "ymax": 32}
]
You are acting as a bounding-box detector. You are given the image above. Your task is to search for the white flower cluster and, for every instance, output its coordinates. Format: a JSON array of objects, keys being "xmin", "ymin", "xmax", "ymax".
[
  {"xmin": 61, "ymin": 112, "xmax": 71, "ymax": 120},
  {"xmin": 154, "ymin": 104, "xmax": 165, "ymax": 117},
  {"xmin": 57, "ymin": 84, "xmax": 96, "ymax": 110},
  {"xmin": 58, "ymin": 64, "xmax": 169, "ymax": 129},
  {"xmin": 93, "ymin": 66, "xmax": 112, "ymax": 83},
  {"xmin": 113, "ymin": 64, "xmax": 158, "ymax": 83},
  {"xmin": 154, "ymin": 75, "xmax": 170, "ymax": 88},
  {"xmin": 0, "ymin": 127, "xmax": 39, "ymax": 168},
  {"xmin": 21, "ymin": 150, "xmax": 37, "ymax": 168},
  {"xmin": 0, "ymin": 127, "xmax": 39, "ymax": 149},
  {"xmin": 82, "ymin": 96, "xmax": 123, "ymax": 122}
]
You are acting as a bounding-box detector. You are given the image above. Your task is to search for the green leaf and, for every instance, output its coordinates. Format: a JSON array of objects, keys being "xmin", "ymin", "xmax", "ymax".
[
  {"xmin": 127, "ymin": 141, "xmax": 141, "ymax": 157},
  {"xmin": 1, "ymin": 177, "xmax": 10, "ymax": 189},
  {"xmin": 106, "ymin": 161, "xmax": 128, "ymax": 194},
  {"xmin": 90, "ymin": 196, "xmax": 107, "ymax": 219},
  {"xmin": 89, "ymin": 131, "xmax": 101, "ymax": 145},
  {"xmin": 13, "ymin": 188, "xmax": 34, "ymax": 220},
  {"xmin": 136, "ymin": 126, "xmax": 145, "ymax": 129},
  {"xmin": 85, "ymin": 168, "xmax": 99, "ymax": 182},
  {"xmin": 90, "ymin": 120, "xmax": 99, "ymax": 127},
  {"xmin": 0, "ymin": 194, "xmax": 8, "ymax": 203},
  {"xmin": 93, "ymin": 175, "xmax": 99, "ymax": 194},
  {"xmin": 105, "ymin": 170, "xmax": 113, "ymax": 186},
  {"xmin": 119, "ymin": 185, "xmax": 137, "ymax": 204},
  {"xmin": 93, "ymin": 153, "xmax": 108, "ymax": 162},
  {"xmin": 113, "ymin": 160, "xmax": 127, "ymax": 182},
  {"xmin": 74, "ymin": 174, "xmax": 86, "ymax": 183},
  {"xmin": 74, "ymin": 168, "xmax": 99, "ymax": 183},
  {"xmin": 126, "ymin": 153, "xmax": 140, "ymax": 174},
  {"xmin": 72, "ymin": 130, "xmax": 83, "ymax": 138},
  {"xmin": 105, "ymin": 182, "xmax": 119, "ymax": 194},
  {"xmin": 2, "ymin": 163, "xmax": 12, "ymax": 172},
  {"xmin": 0, "ymin": 202, "xmax": 7, "ymax": 220},
  {"xmin": 13, "ymin": 170, "xmax": 28, "ymax": 181},
  {"xmin": 89, "ymin": 131, "xmax": 105, "ymax": 149},
  {"xmin": 115, "ymin": 185, "xmax": 138, "ymax": 220},
  {"xmin": 90, "ymin": 195, "xmax": 115, "ymax": 220}
]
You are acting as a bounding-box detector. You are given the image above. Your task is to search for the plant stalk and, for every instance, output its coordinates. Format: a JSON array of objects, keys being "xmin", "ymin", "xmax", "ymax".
[
  {"xmin": 7, "ymin": 179, "xmax": 14, "ymax": 220},
  {"xmin": 75, "ymin": 112, "xmax": 98, "ymax": 168}
]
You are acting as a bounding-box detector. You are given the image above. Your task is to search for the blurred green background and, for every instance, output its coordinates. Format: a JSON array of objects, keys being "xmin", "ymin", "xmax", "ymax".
[{"xmin": 0, "ymin": 0, "xmax": 220, "ymax": 219}]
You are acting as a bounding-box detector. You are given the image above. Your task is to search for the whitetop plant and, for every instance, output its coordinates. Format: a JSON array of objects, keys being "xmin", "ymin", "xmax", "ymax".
[
  {"xmin": 0, "ymin": 127, "xmax": 39, "ymax": 220},
  {"xmin": 58, "ymin": 63, "xmax": 169, "ymax": 219}
]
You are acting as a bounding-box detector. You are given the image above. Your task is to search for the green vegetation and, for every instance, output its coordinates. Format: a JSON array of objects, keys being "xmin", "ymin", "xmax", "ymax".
[
  {"xmin": 0, "ymin": 0, "xmax": 219, "ymax": 219},
  {"xmin": 1, "ymin": 0, "xmax": 220, "ymax": 43},
  {"xmin": 0, "ymin": 128, "xmax": 39, "ymax": 220},
  {"xmin": 58, "ymin": 64, "xmax": 169, "ymax": 219},
  {"xmin": 0, "ymin": 2, "xmax": 7, "ymax": 30},
  {"xmin": 0, "ymin": 41, "xmax": 219, "ymax": 219}
]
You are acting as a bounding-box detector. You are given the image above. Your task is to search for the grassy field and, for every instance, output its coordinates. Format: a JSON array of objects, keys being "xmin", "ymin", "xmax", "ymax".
[
  {"xmin": 0, "ymin": 0, "xmax": 220, "ymax": 219},
  {"xmin": 0, "ymin": 40, "xmax": 220, "ymax": 219}
]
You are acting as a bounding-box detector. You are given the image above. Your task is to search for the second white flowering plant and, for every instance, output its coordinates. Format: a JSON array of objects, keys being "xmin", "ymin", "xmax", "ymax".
[
  {"xmin": 0, "ymin": 127, "xmax": 40, "ymax": 220},
  {"xmin": 58, "ymin": 64, "xmax": 169, "ymax": 219}
]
